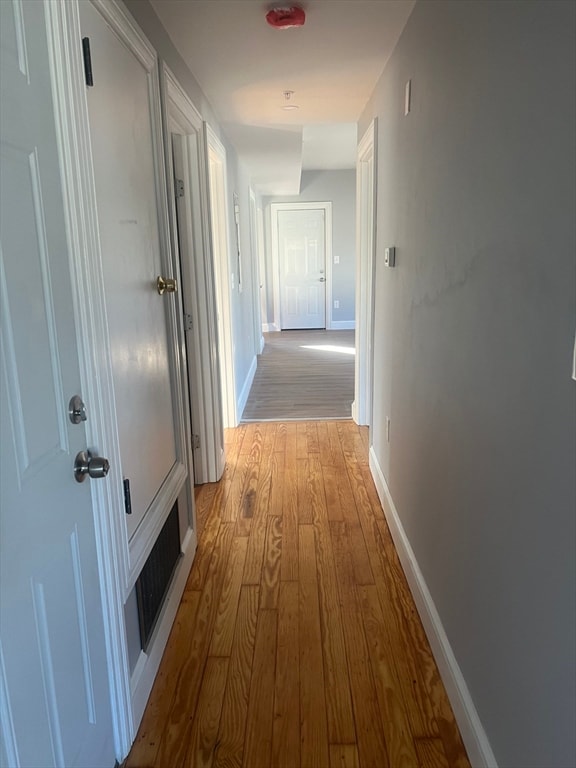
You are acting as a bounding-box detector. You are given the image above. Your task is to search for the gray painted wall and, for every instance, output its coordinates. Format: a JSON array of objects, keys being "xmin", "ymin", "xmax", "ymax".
[
  {"xmin": 264, "ymin": 169, "xmax": 356, "ymax": 325},
  {"xmin": 360, "ymin": 1, "xmax": 575, "ymax": 766}
]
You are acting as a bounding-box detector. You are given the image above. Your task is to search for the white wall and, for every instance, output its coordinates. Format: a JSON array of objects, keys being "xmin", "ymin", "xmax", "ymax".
[
  {"xmin": 361, "ymin": 1, "xmax": 575, "ymax": 766},
  {"xmin": 264, "ymin": 169, "xmax": 356, "ymax": 327}
]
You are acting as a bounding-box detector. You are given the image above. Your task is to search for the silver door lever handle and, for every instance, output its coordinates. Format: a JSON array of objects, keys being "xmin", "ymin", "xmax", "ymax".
[{"xmin": 319, "ymin": 277, "xmax": 325, "ymax": 282}]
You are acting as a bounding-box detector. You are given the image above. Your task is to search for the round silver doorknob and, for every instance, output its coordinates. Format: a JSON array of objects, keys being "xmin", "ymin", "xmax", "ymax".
[
  {"xmin": 319, "ymin": 277, "xmax": 325, "ymax": 282},
  {"xmin": 74, "ymin": 450, "xmax": 110, "ymax": 483}
]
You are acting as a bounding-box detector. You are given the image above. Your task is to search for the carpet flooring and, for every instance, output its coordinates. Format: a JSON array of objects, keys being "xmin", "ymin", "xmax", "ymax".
[{"xmin": 241, "ymin": 329, "xmax": 355, "ymax": 421}]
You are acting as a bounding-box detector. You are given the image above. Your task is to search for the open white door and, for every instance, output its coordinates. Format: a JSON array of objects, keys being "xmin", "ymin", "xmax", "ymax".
[
  {"xmin": 79, "ymin": 0, "xmax": 192, "ymax": 586},
  {"xmin": 0, "ymin": 1, "xmax": 115, "ymax": 765},
  {"xmin": 164, "ymin": 65, "xmax": 225, "ymax": 484},
  {"xmin": 205, "ymin": 126, "xmax": 237, "ymax": 428}
]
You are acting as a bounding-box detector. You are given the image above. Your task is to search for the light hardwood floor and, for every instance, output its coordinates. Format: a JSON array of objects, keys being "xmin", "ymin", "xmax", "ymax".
[
  {"xmin": 242, "ymin": 330, "xmax": 355, "ymax": 421},
  {"xmin": 125, "ymin": 422, "xmax": 470, "ymax": 768}
]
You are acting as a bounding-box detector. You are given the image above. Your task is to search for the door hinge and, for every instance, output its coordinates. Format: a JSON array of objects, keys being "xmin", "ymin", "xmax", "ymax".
[
  {"xmin": 82, "ymin": 37, "xmax": 94, "ymax": 87},
  {"xmin": 176, "ymin": 179, "xmax": 185, "ymax": 198},
  {"xmin": 123, "ymin": 478, "xmax": 132, "ymax": 515},
  {"xmin": 192, "ymin": 434, "xmax": 200, "ymax": 450},
  {"xmin": 184, "ymin": 312, "xmax": 193, "ymax": 331}
]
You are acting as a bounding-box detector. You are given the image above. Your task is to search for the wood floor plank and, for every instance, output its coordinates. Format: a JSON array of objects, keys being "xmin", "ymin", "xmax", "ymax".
[
  {"xmin": 124, "ymin": 590, "xmax": 201, "ymax": 767},
  {"xmin": 185, "ymin": 656, "xmax": 229, "ymax": 768},
  {"xmin": 272, "ymin": 581, "xmax": 300, "ymax": 768},
  {"xmin": 280, "ymin": 463, "xmax": 299, "ymax": 582},
  {"xmin": 296, "ymin": 458, "xmax": 314, "ymax": 525},
  {"xmin": 414, "ymin": 737, "xmax": 450, "ymax": 768},
  {"xmin": 208, "ymin": 536, "xmax": 248, "ymax": 657},
  {"xmin": 296, "ymin": 421, "xmax": 309, "ymax": 458},
  {"xmin": 260, "ymin": 515, "xmax": 283, "ymax": 609},
  {"xmin": 322, "ymin": 464, "xmax": 345, "ymax": 521},
  {"xmin": 359, "ymin": 584, "xmax": 420, "ymax": 768},
  {"xmin": 242, "ymin": 451, "xmax": 273, "ymax": 584},
  {"xmin": 314, "ymin": 516, "xmax": 356, "ymax": 743},
  {"xmin": 330, "ymin": 744, "xmax": 360, "ymax": 768},
  {"xmin": 243, "ymin": 609, "xmax": 277, "ymax": 768},
  {"xmin": 330, "ymin": 521, "xmax": 390, "ymax": 768},
  {"xmin": 306, "ymin": 420, "xmax": 320, "ymax": 453},
  {"xmin": 214, "ymin": 585, "xmax": 259, "ymax": 768},
  {"xmin": 299, "ymin": 525, "xmax": 330, "ymax": 768}
]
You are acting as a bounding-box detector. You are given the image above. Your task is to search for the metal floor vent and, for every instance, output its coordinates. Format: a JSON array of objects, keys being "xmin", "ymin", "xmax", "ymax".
[{"xmin": 135, "ymin": 502, "xmax": 181, "ymax": 651}]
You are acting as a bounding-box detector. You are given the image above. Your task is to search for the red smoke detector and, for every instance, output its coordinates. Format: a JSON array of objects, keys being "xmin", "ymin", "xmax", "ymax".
[{"xmin": 266, "ymin": 6, "xmax": 306, "ymax": 29}]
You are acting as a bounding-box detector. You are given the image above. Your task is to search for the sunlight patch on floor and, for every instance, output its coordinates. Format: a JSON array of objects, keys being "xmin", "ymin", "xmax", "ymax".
[{"xmin": 300, "ymin": 344, "xmax": 356, "ymax": 355}]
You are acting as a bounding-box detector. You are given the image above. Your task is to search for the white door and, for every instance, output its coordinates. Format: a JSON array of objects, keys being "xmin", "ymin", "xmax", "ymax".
[
  {"xmin": 0, "ymin": 1, "xmax": 115, "ymax": 766},
  {"xmin": 278, "ymin": 208, "xmax": 326, "ymax": 329},
  {"xmin": 80, "ymin": 2, "xmax": 188, "ymax": 573}
]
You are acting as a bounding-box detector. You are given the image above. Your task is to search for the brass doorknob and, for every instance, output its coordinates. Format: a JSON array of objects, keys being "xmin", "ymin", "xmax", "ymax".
[{"xmin": 157, "ymin": 276, "xmax": 177, "ymax": 295}]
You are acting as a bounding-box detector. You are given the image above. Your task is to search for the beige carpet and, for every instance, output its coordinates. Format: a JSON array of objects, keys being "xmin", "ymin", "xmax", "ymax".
[{"xmin": 241, "ymin": 329, "xmax": 355, "ymax": 421}]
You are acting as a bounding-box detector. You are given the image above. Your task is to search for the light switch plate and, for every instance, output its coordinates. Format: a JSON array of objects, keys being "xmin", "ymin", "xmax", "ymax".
[{"xmin": 384, "ymin": 247, "xmax": 396, "ymax": 267}]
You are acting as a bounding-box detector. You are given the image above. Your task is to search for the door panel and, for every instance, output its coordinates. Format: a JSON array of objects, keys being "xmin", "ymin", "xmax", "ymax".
[
  {"xmin": 278, "ymin": 208, "xmax": 326, "ymax": 329},
  {"xmin": 80, "ymin": 2, "xmax": 183, "ymax": 546},
  {"xmin": 0, "ymin": 1, "xmax": 114, "ymax": 765}
]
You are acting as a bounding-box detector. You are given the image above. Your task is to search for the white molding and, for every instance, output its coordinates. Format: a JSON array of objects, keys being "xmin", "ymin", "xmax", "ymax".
[
  {"xmin": 331, "ymin": 320, "xmax": 355, "ymax": 330},
  {"xmin": 0, "ymin": 641, "xmax": 19, "ymax": 768},
  {"xmin": 46, "ymin": 0, "xmax": 133, "ymax": 758},
  {"xmin": 162, "ymin": 63, "xmax": 224, "ymax": 484},
  {"xmin": 237, "ymin": 354, "xmax": 258, "ymax": 420},
  {"xmin": 130, "ymin": 528, "xmax": 197, "ymax": 728},
  {"xmin": 262, "ymin": 323, "xmax": 279, "ymax": 333},
  {"xmin": 354, "ymin": 119, "xmax": 378, "ymax": 427},
  {"xmin": 249, "ymin": 189, "xmax": 263, "ymax": 356},
  {"xmin": 368, "ymin": 448, "xmax": 498, "ymax": 768},
  {"xmin": 205, "ymin": 124, "xmax": 238, "ymax": 428},
  {"xmin": 259, "ymin": 335, "xmax": 265, "ymax": 354},
  {"xmin": 270, "ymin": 202, "xmax": 333, "ymax": 330}
]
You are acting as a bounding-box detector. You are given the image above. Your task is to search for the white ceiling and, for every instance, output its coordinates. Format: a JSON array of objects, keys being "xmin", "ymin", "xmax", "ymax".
[{"xmin": 151, "ymin": 0, "xmax": 415, "ymax": 195}]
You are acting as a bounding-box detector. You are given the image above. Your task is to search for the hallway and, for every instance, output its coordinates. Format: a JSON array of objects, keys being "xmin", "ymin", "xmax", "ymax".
[{"xmin": 125, "ymin": 422, "xmax": 470, "ymax": 768}]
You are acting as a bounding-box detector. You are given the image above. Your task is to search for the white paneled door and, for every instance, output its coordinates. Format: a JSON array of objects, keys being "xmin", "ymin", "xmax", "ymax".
[
  {"xmin": 278, "ymin": 208, "xmax": 326, "ymax": 329},
  {"xmin": 0, "ymin": 1, "xmax": 115, "ymax": 766},
  {"xmin": 80, "ymin": 1, "xmax": 188, "ymax": 580}
]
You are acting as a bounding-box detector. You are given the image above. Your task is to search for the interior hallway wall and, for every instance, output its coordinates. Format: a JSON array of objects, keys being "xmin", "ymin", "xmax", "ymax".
[
  {"xmin": 360, "ymin": 2, "xmax": 575, "ymax": 766},
  {"xmin": 264, "ymin": 169, "xmax": 356, "ymax": 328}
]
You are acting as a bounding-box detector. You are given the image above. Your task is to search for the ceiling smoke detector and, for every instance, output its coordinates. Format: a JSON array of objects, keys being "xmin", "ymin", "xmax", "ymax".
[
  {"xmin": 281, "ymin": 90, "xmax": 300, "ymax": 110},
  {"xmin": 266, "ymin": 6, "xmax": 306, "ymax": 29}
]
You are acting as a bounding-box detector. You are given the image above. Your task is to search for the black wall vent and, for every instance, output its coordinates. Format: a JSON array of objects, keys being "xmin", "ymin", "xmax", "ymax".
[{"xmin": 135, "ymin": 502, "xmax": 181, "ymax": 651}]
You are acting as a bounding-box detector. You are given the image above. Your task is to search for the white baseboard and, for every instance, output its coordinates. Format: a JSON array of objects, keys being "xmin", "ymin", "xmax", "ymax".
[
  {"xmin": 368, "ymin": 447, "xmax": 498, "ymax": 768},
  {"xmin": 259, "ymin": 335, "xmax": 265, "ymax": 354},
  {"xmin": 262, "ymin": 323, "xmax": 279, "ymax": 333},
  {"xmin": 237, "ymin": 354, "xmax": 257, "ymax": 419},
  {"xmin": 129, "ymin": 528, "xmax": 197, "ymax": 741},
  {"xmin": 329, "ymin": 320, "xmax": 355, "ymax": 330}
]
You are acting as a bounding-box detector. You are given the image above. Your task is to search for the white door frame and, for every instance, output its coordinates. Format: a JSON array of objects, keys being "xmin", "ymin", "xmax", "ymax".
[
  {"xmin": 353, "ymin": 119, "xmax": 378, "ymax": 428},
  {"xmin": 249, "ymin": 188, "xmax": 264, "ymax": 353},
  {"xmin": 162, "ymin": 64, "xmax": 225, "ymax": 483},
  {"xmin": 205, "ymin": 125, "xmax": 238, "ymax": 428},
  {"xmin": 270, "ymin": 202, "xmax": 333, "ymax": 330},
  {"xmin": 44, "ymin": 0, "xmax": 132, "ymax": 757}
]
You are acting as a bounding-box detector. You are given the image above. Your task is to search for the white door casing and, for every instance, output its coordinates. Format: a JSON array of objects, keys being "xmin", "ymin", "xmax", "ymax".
[
  {"xmin": 353, "ymin": 120, "xmax": 378, "ymax": 428},
  {"xmin": 79, "ymin": 0, "xmax": 191, "ymax": 589},
  {"xmin": 163, "ymin": 64, "xmax": 225, "ymax": 484},
  {"xmin": 0, "ymin": 1, "xmax": 117, "ymax": 764},
  {"xmin": 249, "ymin": 189, "xmax": 264, "ymax": 352},
  {"xmin": 271, "ymin": 202, "xmax": 333, "ymax": 331},
  {"xmin": 205, "ymin": 125, "xmax": 237, "ymax": 429}
]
